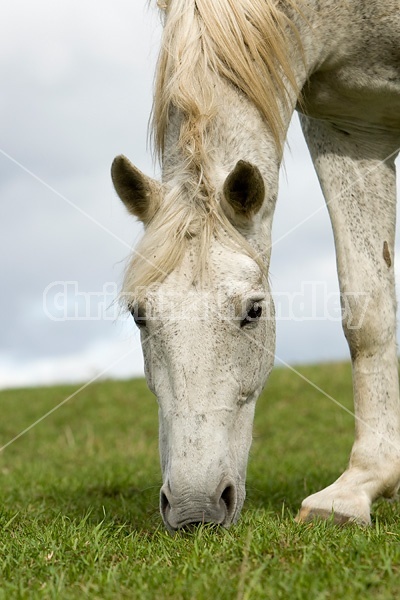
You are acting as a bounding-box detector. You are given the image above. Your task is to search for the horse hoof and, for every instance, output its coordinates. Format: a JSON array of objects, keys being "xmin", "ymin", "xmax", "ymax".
[{"xmin": 295, "ymin": 505, "xmax": 370, "ymax": 526}]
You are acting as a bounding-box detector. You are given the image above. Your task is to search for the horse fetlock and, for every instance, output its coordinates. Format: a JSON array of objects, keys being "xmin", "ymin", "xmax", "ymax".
[{"xmin": 348, "ymin": 448, "xmax": 400, "ymax": 501}]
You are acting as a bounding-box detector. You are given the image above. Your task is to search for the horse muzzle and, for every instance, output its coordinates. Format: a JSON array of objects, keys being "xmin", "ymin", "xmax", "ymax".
[{"xmin": 160, "ymin": 479, "xmax": 239, "ymax": 531}]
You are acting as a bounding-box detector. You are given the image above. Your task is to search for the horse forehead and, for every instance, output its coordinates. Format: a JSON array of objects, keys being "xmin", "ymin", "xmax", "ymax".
[
  {"xmin": 162, "ymin": 245, "xmax": 263, "ymax": 291},
  {"xmin": 210, "ymin": 246, "xmax": 262, "ymax": 280}
]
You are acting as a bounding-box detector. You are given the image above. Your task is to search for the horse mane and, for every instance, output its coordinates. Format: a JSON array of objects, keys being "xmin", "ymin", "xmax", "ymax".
[
  {"xmin": 122, "ymin": 0, "xmax": 302, "ymax": 302},
  {"xmin": 153, "ymin": 0, "xmax": 302, "ymax": 159}
]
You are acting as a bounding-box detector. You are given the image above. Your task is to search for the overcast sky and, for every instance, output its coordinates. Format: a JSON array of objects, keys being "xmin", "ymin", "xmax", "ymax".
[{"xmin": 1, "ymin": 1, "xmax": 399, "ymax": 389}]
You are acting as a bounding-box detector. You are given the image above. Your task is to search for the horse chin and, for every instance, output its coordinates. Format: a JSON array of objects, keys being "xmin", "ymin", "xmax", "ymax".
[{"xmin": 161, "ymin": 503, "xmax": 244, "ymax": 534}]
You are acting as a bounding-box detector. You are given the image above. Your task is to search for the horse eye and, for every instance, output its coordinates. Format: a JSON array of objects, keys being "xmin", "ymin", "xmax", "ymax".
[
  {"xmin": 128, "ymin": 304, "xmax": 146, "ymax": 328},
  {"xmin": 241, "ymin": 302, "xmax": 262, "ymax": 327}
]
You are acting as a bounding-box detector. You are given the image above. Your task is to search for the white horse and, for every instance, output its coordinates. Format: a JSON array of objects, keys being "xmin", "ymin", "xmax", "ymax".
[{"xmin": 112, "ymin": 0, "xmax": 400, "ymax": 531}]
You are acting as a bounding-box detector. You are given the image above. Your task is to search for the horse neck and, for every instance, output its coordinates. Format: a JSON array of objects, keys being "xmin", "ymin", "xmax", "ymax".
[
  {"xmin": 158, "ymin": 85, "xmax": 276, "ymax": 268},
  {"xmin": 159, "ymin": 3, "xmax": 337, "ymax": 254},
  {"xmin": 160, "ymin": 0, "xmax": 337, "ymax": 182}
]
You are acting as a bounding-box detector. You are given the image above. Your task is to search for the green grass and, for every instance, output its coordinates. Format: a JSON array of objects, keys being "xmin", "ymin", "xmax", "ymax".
[{"xmin": 1, "ymin": 363, "xmax": 400, "ymax": 598}]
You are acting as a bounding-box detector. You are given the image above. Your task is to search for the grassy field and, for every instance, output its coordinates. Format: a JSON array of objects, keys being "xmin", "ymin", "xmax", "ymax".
[{"xmin": 1, "ymin": 362, "xmax": 400, "ymax": 599}]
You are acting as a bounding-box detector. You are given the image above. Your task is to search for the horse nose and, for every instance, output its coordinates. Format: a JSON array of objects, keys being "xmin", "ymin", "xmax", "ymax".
[{"xmin": 160, "ymin": 480, "xmax": 237, "ymax": 531}]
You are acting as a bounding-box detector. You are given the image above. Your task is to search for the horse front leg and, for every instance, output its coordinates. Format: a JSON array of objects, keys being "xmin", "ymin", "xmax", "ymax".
[{"xmin": 297, "ymin": 115, "xmax": 400, "ymax": 525}]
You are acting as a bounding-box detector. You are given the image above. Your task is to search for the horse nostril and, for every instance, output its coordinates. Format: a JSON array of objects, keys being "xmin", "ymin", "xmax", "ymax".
[
  {"xmin": 160, "ymin": 488, "xmax": 171, "ymax": 521},
  {"xmin": 220, "ymin": 484, "xmax": 236, "ymax": 521}
]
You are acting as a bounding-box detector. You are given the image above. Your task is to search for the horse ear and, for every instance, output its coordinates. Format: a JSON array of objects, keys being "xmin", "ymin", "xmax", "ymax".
[
  {"xmin": 222, "ymin": 160, "xmax": 265, "ymax": 223},
  {"xmin": 111, "ymin": 155, "xmax": 161, "ymax": 224}
]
